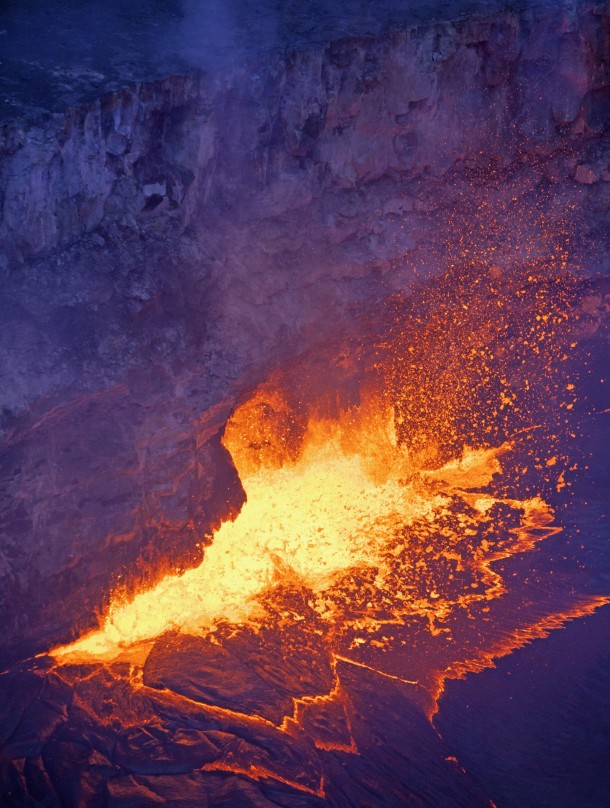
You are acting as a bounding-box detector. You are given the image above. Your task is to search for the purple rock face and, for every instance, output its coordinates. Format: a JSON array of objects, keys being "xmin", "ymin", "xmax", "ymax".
[
  {"xmin": 0, "ymin": 2, "xmax": 610, "ymax": 806},
  {"xmin": 1, "ymin": 0, "xmax": 610, "ymax": 662}
]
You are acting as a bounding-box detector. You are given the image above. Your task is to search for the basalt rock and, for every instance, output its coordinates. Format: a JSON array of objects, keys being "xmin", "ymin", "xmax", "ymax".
[{"xmin": 1, "ymin": 4, "xmax": 609, "ymax": 267}]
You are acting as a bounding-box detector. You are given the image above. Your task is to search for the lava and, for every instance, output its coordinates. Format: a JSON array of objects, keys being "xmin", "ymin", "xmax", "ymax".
[
  {"xmin": 52, "ymin": 398, "xmax": 556, "ymax": 669},
  {"xmin": 46, "ymin": 259, "xmax": 610, "ymax": 800},
  {"xmin": 52, "ymin": 263, "xmax": 605, "ymax": 676}
]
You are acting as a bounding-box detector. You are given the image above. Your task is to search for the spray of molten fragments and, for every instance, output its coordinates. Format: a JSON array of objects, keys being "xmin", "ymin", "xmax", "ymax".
[
  {"xmin": 53, "ymin": 262, "xmax": 595, "ymax": 677},
  {"xmin": 53, "ymin": 405, "xmax": 439, "ymax": 658},
  {"xmin": 53, "ymin": 394, "xmax": 554, "ymax": 664}
]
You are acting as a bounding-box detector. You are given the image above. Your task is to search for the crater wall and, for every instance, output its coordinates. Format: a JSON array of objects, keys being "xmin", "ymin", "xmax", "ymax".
[{"xmin": 1, "ymin": 0, "xmax": 609, "ymax": 663}]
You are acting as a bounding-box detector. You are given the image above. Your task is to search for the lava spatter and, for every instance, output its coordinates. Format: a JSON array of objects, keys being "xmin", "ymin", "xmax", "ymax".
[
  {"xmin": 48, "ymin": 261, "xmax": 609, "ymax": 799},
  {"xmin": 52, "ymin": 401, "xmax": 552, "ymax": 668}
]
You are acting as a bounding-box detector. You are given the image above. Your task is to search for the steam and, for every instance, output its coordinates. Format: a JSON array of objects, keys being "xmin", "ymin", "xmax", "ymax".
[
  {"xmin": 176, "ymin": 0, "xmax": 250, "ymax": 69},
  {"xmin": 171, "ymin": 0, "xmax": 545, "ymax": 70}
]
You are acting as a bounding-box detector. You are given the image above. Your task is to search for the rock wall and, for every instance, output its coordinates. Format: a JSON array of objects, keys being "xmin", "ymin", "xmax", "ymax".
[
  {"xmin": 1, "ymin": 0, "xmax": 610, "ymax": 664},
  {"xmin": 2, "ymin": 1, "xmax": 609, "ymax": 268}
]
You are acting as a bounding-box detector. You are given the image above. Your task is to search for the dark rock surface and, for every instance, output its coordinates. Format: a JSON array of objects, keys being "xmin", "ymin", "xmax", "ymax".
[
  {"xmin": 437, "ymin": 607, "xmax": 610, "ymax": 808},
  {"xmin": 2, "ymin": 1, "xmax": 609, "ymax": 265},
  {"xmin": 0, "ymin": 645, "xmax": 492, "ymax": 807},
  {"xmin": 143, "ymin": 622, "xmax": 336, "ymax": 726},
  {"xmin": 0, "ymin": 0, "xmax": 580, "ymax": 124}
]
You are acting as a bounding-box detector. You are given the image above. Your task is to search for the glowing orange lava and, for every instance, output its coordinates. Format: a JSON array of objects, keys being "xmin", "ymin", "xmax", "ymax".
[
  {"xmin": 53, "ymin": 391, "xmax": 571, "ymax": 670},
  {"xmin": 52, "ymin": 260, "xmax": 608, "ymax": 748},
  {"xmin": 47, "ymin": 258, "xmax": 610, "ymax": 803}
]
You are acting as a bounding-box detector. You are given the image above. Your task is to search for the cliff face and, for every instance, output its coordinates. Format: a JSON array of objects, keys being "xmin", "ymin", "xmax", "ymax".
[
  {"xmin": 1, "ymin": 1, "xmax": 610, "ymax": 663},
  {"xmin": 2, "ymin": 2, "xmax": 609, "ymax": 266}
]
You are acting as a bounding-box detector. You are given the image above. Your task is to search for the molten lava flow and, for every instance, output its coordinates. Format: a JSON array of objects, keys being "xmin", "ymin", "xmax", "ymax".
[
  {"xmin": 47, "ymin": 259, "xmax": 610, "ymax": 802},
  {"xmin": 53, "ymin": 392, "xmax": 564, "ymax": 671},
  {"xmin": 52, "ymin": 259, "xmax": 609, "ymax": 788},
  {"xmin": 52, "ymin": 403, "xmax": 449, "ymax": 659}
]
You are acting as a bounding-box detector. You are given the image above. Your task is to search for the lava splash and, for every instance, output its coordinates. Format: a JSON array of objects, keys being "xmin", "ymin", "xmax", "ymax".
[
  {"xmin": 52, "ymin": 395, "xmax": 558, "ymax": 671},
  {"xmin": 53, "ymin": 262, "xmax": 599, "ymax": 684},
  {"xmin": 39, "ymin": 262, "xmax": 609, "ymax": 804}
]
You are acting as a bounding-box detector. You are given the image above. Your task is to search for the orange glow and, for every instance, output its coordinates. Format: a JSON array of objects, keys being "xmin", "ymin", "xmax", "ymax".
[
  {"xmin": 51, "ymin": 258, "xmax": 609, "ymax": 786},
  {"xmin": 52, "ymin": 399, "xmax": 468, "ymax": 659},
  {"xmin": 53, "ymin": 391, "xmax": 568, "ymax": 670}
]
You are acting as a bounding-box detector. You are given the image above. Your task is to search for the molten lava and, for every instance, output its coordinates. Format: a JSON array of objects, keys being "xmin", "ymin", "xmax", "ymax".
[
  {"xmin": 54, "ymin": 263, "xmax": 586, "ymax": 658},
  {"xmin": 53, "ymin": 400, "xmax": 526, "ymax": 662},
  {"xmin": 50, "ymin": 261, "xmax": 609, "ymax": 800}
]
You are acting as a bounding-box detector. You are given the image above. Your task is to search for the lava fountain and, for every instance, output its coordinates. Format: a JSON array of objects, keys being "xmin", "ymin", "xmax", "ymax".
[
  {"xmin": 52, "ymin": 396, "xmax": 532, "ymax": 664},
  {"xmin": 50, "ymin": 261, "xmax": 609, "ymax": 773}
]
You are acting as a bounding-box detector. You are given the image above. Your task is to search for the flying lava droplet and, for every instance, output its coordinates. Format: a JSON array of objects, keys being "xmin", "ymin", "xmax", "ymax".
[{"xmin": 52, "ymin": 261, "xmax": 609, "ymax": 728}]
